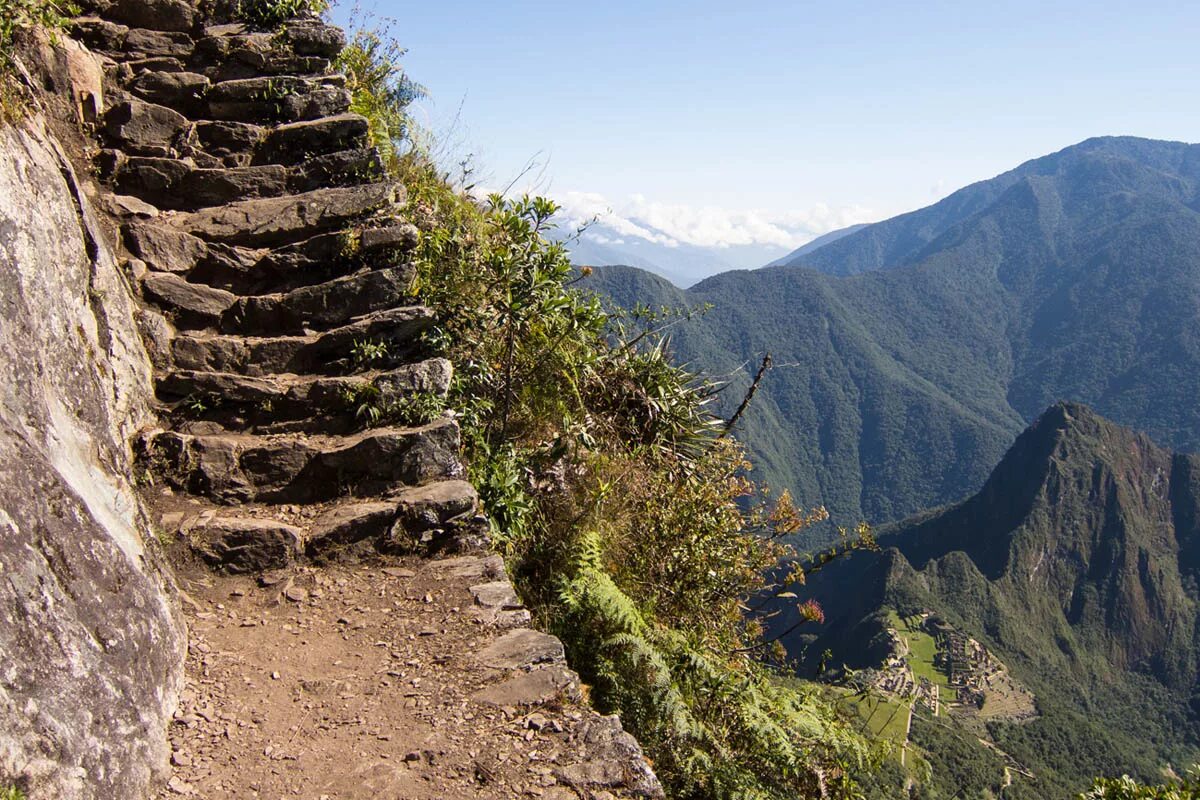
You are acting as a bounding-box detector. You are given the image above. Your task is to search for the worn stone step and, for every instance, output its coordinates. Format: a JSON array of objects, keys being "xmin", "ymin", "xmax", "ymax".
[
  {"xmin": 103, "ymin": 0, "xmax": 198, "ymax": 33},
  {"xmin": 124, "ymin": 217, "xmax": 414, "ymax": 295},
  {"xmin": 183, "ymin": 512, "xmax": 303, "ymax": 573},
  {"xmin": 111, "ymin": 55, "xmax": 188, "ymax": 79},
  {"xmin": 157, "ymin": 358, "xmax": 452, "ymax": 421},
  {"xmin": 278, "ymin": 17, "xmax": 346, "ymax": 58},
  {"xmin": 112, "ymin": 148, "xmax": 383, "ymax": 209},
  {"xmin": 123, "ymin": 218, "xmax": 262, "ymax": 285},
  {"xmin": 186, "ymin": 120, "xmax": 261, "ymax": 165},
  {"xmin": 114, "ymin": 157, "xmax": 286, "ymax": 208},
  {"xmin": 102, "ymin": 98, "xmax": 190, "ymax": 156},
  {"xmin": 160, "ymin": 478, "xmax": 475, "ymax": 572},
  {"xmin": 141, "ymin": 271, "xmax": 236, "ymax": 327},
  {"xmin": 141, "ymin": 418, "xmax": 462, "ymax": 502},
  {"xmin": 74, "ymin": 17, "xmax": 195, "ymax": 60},
  {"xmin": 169, "ymin": 180, "xmax": 401, "ymax": 247},
  {"xmin": 252, "ymin": 114, "xmax": 370, "ymax": 166},
  {"xmin": 206, "ymin": 75, "xmax": 350, "ymax": 123},
  {"xmin": 172, "ymin": 305, "xmax": 434, "ymax": 375},
  {"xmin": 128, "ymin": 69, "xmax": 209, "ymax": 114},
  {"xmin": 227, "ymin": 264, "xmax": 415, "ymax": 334},
  {"xmin": 287, "ymin": 148, "xmax": 384, "ymax": 193},
  {"xmin": 142, "ymin": 265, "xmax": 414, "ymax": 333},
  {"xmin": 192, "ymin": 24, "xmax": 334, "ymax": 81},
  {"xmin": 305, "ymin": 480, "xmax": 480, "ymax": 559},
  {"xmin": 244, "ymin": 221, "xmax": 417, "ymax": 293}
]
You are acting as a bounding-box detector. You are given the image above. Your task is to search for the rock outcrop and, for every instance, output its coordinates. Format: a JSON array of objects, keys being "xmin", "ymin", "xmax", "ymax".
[{"xmin": 0, "ymin": 110, "xmax": 184, "ymax": 799}]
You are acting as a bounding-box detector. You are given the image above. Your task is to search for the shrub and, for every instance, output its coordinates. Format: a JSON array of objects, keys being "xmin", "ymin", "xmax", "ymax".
[
  {"xmin": 234, "ymin": 0, "xmax": 326, "ymax": 30},
  {"xmin": 334, "ymin": 26, "xmax": 425, "ymax": 169},
  {"xmin": 1081, "ymin": 770, "xmax": 1200, "ymax": 799}
]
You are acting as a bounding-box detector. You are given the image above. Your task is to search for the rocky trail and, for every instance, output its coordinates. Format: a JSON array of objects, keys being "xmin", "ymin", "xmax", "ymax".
[
  {"xmin": 57, "ymin": 0, "xmax": 662, "ymax": 796},
  {"xmin": 158, "ymin": 554, "xmax": 658, "ymax": 799}
]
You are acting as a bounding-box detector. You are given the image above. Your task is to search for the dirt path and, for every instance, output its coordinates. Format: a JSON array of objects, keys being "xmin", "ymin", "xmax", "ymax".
[{"xmin": 155, "ymin": 553, "xmax": 660, "ymax": 799}]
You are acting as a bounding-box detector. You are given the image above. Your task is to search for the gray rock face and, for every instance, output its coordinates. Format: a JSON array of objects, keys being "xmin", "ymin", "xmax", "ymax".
[{"xmin": 0, "ymin": 117, "xmax": 184, "ymax": 800}]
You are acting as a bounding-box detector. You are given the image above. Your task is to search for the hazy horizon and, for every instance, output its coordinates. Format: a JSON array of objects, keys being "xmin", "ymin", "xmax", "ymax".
[{"xmin": 334, "ymin": 1, "xmax": 1200, "ymax": 271}]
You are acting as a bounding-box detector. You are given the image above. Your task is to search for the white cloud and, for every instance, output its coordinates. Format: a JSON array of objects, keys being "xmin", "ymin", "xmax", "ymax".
[{"xmin": 554, "ymin": 190, "xmax": 876, "ymax": 251}]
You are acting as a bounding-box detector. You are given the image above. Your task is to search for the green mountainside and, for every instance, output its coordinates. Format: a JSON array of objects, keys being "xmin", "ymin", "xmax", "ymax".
[
  {"xmin": 783, "ymin": 403, "xmax": 1200, "ymax": 797},
  {"xmin": 581, "ymin": 136, "xmax": 1200, "ymax": 532}
]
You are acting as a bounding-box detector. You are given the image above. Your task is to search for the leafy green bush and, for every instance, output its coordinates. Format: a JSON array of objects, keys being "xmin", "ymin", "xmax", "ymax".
[
  {"xmin": 334, "ymin": 26, "xmax": 425, "ymax": 169},
  {"xmin": 1081, "ymin": 770, "xmax": 1200, "ymax": 799},
  {"xmin": 337, "ymin": 383, "xmax": 445, "ymax": 428},
  {"xmin": 234, "ymin": 0, "xmax": 326, "ymax": 30},
  {"xmin": 0, "ymin": 786, "xmax": 26, "ymax": 800}
]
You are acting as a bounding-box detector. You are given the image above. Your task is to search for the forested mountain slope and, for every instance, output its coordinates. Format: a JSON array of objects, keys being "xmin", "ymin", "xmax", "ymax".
[
  {"xmin": 583, "ymin": 136, "xmax": 1200, "ymax": 531},
  {"xmin": 781, "ymin": 403, "xmax": 1200, "ymax": 797}
]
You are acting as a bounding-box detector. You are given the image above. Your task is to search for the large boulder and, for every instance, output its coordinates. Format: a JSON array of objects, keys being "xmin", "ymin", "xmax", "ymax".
[{"xmin": 0, "ymin": 117, "xmax": 184, "ymax": 799}]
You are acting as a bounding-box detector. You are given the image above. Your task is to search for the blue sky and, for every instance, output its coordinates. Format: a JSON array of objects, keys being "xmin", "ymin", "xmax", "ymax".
[{"xmin": 333, "ymin": 1, "xmax": 1200, "ymax": 260}]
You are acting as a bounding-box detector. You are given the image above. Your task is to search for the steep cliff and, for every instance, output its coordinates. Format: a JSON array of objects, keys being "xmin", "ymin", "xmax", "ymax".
[{"xmin": 0, "ymin": 65, "xmax": 184, "ymax": 800}]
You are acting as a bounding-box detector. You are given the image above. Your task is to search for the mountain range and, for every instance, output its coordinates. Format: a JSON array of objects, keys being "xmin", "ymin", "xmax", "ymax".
[
  {"xmin": 581, "ymin": 136, "xmax": 1200, "ymax": 535},
  {"xmin": 778, "ymin": 403, "xmax": 1200, "ymax": 797},
  {"xmin": 560, "ymin": 219, "xmax": 791, "ymax": 287}
]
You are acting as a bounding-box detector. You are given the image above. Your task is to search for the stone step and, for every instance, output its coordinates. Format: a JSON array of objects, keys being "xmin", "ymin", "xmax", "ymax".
[
  {"xmin": 108, "ymin": 55, "xmax": 188, "ymax": 80},
  {"xmin": 171, "ymin": 305, "xmax": 434, "ymax": 375},
  {"xmin": 252, "ymin": 114, "xmax": 370, "ymax": 166},
  {"xmin": 102, "ymin": 98, "xmax": 190, "ymax": 156},
  {"xmin": 277, "ymin": 16, "xmax": 346, "ymax": 58},
  {"xmin": 123, "ymin": 218, "xmax": 262, "ymax": 285},
  {"xmin": 305, "ymin": 480, "xmax": 480, "ymax": 559},
  {"xmin": 74, "ymin": 17, "xmax": 195, "ymax": 60},
  {"xmin": 124, "ymin": 217, "xmax": 414, "ymax": 295},
  {"xmin": 192, "ymin": 24, "xmax": 335, "ymax": 81},
  {"xmin": 169, "ymin": 180, "xmax": 400, "ymax": 247},
  {"xmin": 127, "ymin": 70, "xmax": 210, "ymax": 115},
  {"xmin": 224, "ymin": 264, "xmax": 415, "ymax": 334},
  {"xmin": 162, "ymin": 477, "xmax": 476, "ymax": 572},
  {"xmin": 206, "ymin": 75, "xmax": 350, "ymax": 123},
  {"xmin": 184, "ymin": 512, "xmax": 304, "ymax": 573},
  {"xmin": 143, "ymin": 264, "xmax": 414, "ymax": 333},
  {"xmin": 111, "ymin": 148, "xmax": 383, "ymax": 209},
  {"xmin": 244, "ymin": 221, "xmax": 418, "ymax": 292},
  {"xmin": 102, "ymin": 0, "xmax": 198, "ymax": 33},
  {"xmin": 157, "ymin": 358, "xmax": 452, "ymax": 424},
  {"xmin": 185, "ymin": 120, "xmax": 261, "ymax": 165},
  {"xmin": 115, "ymin": 157, "xmax": 285, "ymax": 208},
  {"xmin": 141, "ymin": 418, "xmax": 462, "ymax": 503}
]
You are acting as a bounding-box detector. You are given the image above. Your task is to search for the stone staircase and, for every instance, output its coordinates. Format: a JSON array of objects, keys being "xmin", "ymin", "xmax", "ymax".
[
  {"xmin": 74, "ymin": 3, "xmax": 482, "ymax": 567},
  {"xmin": 60, "ymin": 2, "xmax": 663, "ymax": 796}
]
